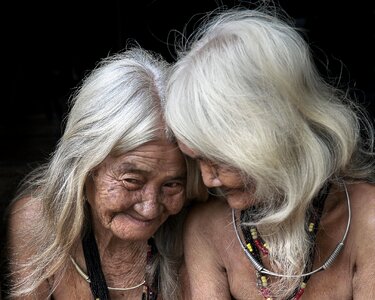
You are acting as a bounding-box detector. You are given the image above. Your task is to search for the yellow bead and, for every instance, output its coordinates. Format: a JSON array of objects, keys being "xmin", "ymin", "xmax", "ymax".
[
  {"xmin": 261, "ymin": 276, "xmax": 268, "ymax": 286},
  {"xmin": 301, "ymin": 282, "xmax": 307, "ymax": 289},
  {"xmin": 246, "ymin": 243, "xmax": 253, "ymax": 252},
  {"xmin": 308, "ymin": 222, "xmax": 314, "ymax": 232}
]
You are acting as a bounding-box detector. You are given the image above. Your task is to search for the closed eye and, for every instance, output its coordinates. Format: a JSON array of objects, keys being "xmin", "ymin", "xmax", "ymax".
[
  {"xmin": 162, "ymin": 181, "xmax": 185, "ymax": 195},
  {"xmin": 122, "ymin": 178, "xmax": 143, "ymax": 190}
]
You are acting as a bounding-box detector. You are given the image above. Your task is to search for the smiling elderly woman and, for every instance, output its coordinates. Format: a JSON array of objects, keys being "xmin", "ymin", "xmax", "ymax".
[{"xmin": 3, "ymin": 47, "xmax": 204, "ymax": 300}]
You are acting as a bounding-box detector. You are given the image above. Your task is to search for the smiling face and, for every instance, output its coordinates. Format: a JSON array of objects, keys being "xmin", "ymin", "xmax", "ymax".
[
  {"xmin": 86, "ymin": 139, "xmax": 187, "ymax": 241},
  {"xmin": 178, "ymin": 141, "xmax": 256, "ymax": 210}
]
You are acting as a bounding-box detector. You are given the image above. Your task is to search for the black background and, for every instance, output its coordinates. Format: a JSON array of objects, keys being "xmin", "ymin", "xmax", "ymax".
[{"xmin": 1, "ymin": 0, "xmax": 375, "ymax": 213}]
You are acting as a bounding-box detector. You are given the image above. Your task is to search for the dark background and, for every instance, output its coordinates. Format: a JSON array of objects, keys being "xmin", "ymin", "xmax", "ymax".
[{"xmin": 1, "ymin": 0, "xmax": 375, "ymax": 222}]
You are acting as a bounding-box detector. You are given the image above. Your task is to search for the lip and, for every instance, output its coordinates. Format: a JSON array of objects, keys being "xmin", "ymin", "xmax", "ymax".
[{"xmin": 124, "ymin": 214, "xmax": 157, "ymax": 226}]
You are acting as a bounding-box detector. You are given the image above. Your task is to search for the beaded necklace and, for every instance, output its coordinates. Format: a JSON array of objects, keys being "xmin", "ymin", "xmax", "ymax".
[{"xmin": 233, "ymin": 182, "xmax": 352, "ymax": 299}]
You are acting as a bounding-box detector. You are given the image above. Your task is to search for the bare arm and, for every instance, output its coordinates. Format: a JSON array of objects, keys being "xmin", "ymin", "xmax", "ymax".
[
  {"xmin": 183, "ymin": 200, "xmax": 232, "ymax": 299},
  {"xmin": 6, "ymin": 197, "xmax": 51, "ymax": 299}
]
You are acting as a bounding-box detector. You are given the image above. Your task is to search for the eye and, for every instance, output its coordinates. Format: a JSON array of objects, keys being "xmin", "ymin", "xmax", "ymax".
[
  {"xmin": 162, "ymin": 181, "xmax": 185, "ymax": 195},
  {"xmin": 206, "ymin": 159, "xmax": 237, "ymax": 174},
  {"xmin": 122, "ymin": 177, "xmax": 143, "ymax": 191}
]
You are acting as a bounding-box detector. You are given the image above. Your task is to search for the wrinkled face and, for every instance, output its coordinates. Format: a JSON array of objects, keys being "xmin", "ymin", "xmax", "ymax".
[
  {"xmin": 86, "ymin": 140, "xmax": 187, "ymax": 241},
  {"xmin": 178, "ymin": 141, "xmax": 255, "ymax": 210}
]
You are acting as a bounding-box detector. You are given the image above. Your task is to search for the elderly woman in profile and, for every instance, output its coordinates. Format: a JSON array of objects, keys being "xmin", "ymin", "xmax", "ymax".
[
  {"xmin": 165, "ymin": 6, "xmax": 375, "ymax": 300},
  {"xmin": 4, "ymin": 47, "xmax": 203, "ymax": 300}
]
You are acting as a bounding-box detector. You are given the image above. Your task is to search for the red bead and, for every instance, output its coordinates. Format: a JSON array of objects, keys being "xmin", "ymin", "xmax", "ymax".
[
  {"xmin": 293, "ymin": 288, "xmax": 305, "ymax": 300},
  {"xmin": 254, "ymin": 239, "xmax": 269, "ymax": 255},
  {"xmin": 260, "ymin": 287, "xmax": 272, "ymax": 298}
]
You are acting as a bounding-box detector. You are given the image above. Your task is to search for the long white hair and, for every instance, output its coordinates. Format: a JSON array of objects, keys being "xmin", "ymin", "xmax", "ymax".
[
  {"xmin": 165, "ymin": 6, "xmax": 375, "ymax": 298},
  {"xmin": 6, "ymin": 47, "xmax": 204, "ymax": 300}
]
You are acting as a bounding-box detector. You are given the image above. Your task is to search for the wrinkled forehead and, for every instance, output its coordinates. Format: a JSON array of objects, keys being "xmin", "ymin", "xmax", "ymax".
[{"xmin": 97, "ymin": 139, "xmax": 186, "ymax": 176}]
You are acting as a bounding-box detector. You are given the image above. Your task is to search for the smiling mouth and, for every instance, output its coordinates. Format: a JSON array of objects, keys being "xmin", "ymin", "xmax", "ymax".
[{"xmin": 123, "ymin": 213, "xmax": 156, "ymax": 226}]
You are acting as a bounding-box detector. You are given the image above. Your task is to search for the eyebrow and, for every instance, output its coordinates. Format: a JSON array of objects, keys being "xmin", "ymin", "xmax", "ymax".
[
  {"xmin": 117, "ymin": 163, "xmax": 149, "ymax": 175},
  {"xmin": 170, "ymin": 174, "xmax": 187, "ymax": 181}
]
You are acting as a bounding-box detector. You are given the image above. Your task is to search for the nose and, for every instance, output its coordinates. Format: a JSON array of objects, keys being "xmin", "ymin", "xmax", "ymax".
[
  {"xmin": 134, "ymin": 189, "xmax": 161, "ymax": 219},
  {"xmin": 199, "ymin": 161, "xmax": 222, "ymax": 188},
  {"xmin": 135, "ymin": 200, "xmax": 160, "ymax": 219}
]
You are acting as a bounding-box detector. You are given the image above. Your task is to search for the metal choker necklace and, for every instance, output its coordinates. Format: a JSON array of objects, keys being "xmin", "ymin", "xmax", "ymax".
[{"xmin": 232, "ymin": 182, "xmax": 351, "ymax": 299}]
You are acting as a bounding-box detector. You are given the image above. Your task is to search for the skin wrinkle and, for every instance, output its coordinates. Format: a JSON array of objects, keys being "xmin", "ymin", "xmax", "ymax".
[
  {"xmin": 85, "ymin": 139, "xmax": 187, "ymax": 263},
  {"xmin": 44, "ymin": 139, "xmax": 189, "ymax": 298}
]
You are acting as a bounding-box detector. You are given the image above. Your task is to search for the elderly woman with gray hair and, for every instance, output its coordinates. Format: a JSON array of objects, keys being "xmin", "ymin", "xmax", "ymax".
[
  {"xmin": 4, "ymin": 47, "xmax": 204, "ymax": 300},
  {"xmin": 165, "ymin": 5, "xmax": 375, "ymax": 300}
]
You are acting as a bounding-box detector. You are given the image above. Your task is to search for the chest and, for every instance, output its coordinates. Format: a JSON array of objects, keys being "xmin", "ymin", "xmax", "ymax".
[
  {"xmin": 221, "ymin": 230, "xmax": 354, "ymax": 300},
  {"xmin": 51, "ymin": 266, "xmax": 147, "ymax": 300},
  {"xmin": 51, "ymin": 271, "xmax": 91, "ymax": 300}
]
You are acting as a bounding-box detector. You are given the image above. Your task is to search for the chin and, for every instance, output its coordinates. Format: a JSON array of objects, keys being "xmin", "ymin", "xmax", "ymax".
[
  {"xmin": 110, "ymin": 215, "xmax": 160, "ymax": 241},
  {"xmin": 112, "ymin": 229, "xmax": 156, "ymax": 242},
  {"xmin": 226, "ymin": 195, "xmax": 256, "ymax": 210}
]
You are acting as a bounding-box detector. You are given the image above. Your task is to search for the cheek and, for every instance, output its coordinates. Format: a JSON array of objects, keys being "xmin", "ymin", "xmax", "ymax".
[
  {"xmin": 92, "ymin": 182, "xmax": 139, "ymax": 215},
  {"xmin": 164, "ymin": 193, "xmax": 186, "ymax": 215},
  {"xmin": 220, "ymin": 173, "xmax": 244, "ymax": 188}
]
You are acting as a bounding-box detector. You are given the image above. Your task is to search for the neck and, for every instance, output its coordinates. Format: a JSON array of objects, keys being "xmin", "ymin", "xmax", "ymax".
[
  {"xmin": 97, "ymin": 235, "xmax": 148, "ymax": 262},
  {"xmin": 71, "ymin": 236, "xmax": 156, "ymax": 299},
  {"xmin": 73, "ymin": 220, "xmax": 150, "ymax": 291},
  {"xmin": 102, "ymin": 243, "xmax": 147, "ymax": 285},
  {"xmin": 89, "ymin": 213, "xmax": 149, "ymax": 261},
  {"xmin": 92, "ymin": 231, "xmax": 148, "ymax": 288}
]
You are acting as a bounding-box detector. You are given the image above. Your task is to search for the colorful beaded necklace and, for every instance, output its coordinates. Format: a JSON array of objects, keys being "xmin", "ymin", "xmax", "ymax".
[{"xmin": 233, "ymin": 182, "xmax": 351, "ymax": 300}]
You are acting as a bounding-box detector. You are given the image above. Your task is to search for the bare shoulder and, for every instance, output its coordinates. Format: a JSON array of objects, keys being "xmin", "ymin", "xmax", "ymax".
[
  {"xmin": 346, "ymin": 182, "xmax": 375, "ymax": 259},
  {"xmin": 182, "ymin": 198, "xmax": 233, "ymax": 298},
  {"xmin": 6, "ymin": 196, "xmax": 52, "ymax": 299},
  {"xmin": 348, "ymin": 182, "xmax": 375, "ymax": 229},
  {"xmin": 348, "ymin": 181, "xmax": 375, "ymax": 203},
  {"xmin": 7, "ymin": 195, "xmax": 42, "ymax": 235},
  {"xmin": 6, "ymin": 195, "xmax": 44, "ymax": 260},
  {"xmin": 184, "ymin": 197, "xmax": 231, "ymax": 239},
  {"xmin": 347, "ymin": 182, "xmax": 375, "ymax": 297}
]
